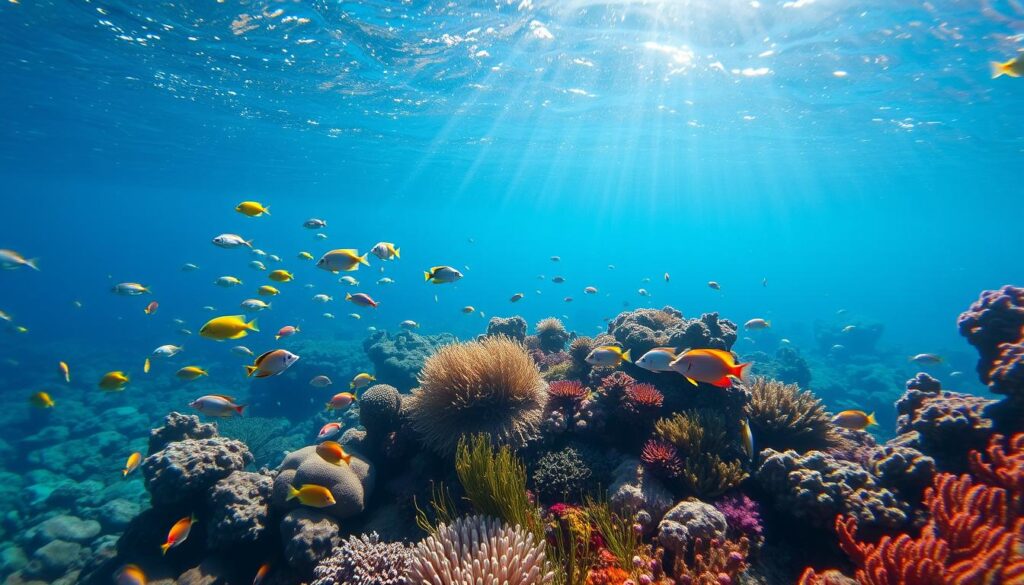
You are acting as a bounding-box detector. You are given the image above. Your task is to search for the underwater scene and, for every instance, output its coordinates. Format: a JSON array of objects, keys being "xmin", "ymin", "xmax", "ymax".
[{"xmin": 1, "ymin": 0, "xmax": 1023, "ymax": 584}]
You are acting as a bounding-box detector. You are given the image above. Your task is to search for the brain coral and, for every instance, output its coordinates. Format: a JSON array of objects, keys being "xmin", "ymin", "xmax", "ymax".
[
  {"xmin": 409, "ymin": 515, "xmax": 553, "ymax": 585},
  {"xmin": 359, "ymin": 383, "xmax": 403, "ymax": 437},
  {"xmin": 405, "ymin": 336, "xmax": 548, "ymax": 455},
  {"xmin": 272, "ymin": 445, "xmax": 374, "ymax": 520}
]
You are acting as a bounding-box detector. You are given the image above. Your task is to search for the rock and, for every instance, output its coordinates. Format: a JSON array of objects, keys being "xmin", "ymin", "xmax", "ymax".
[
  {"xmin": 271, "ymin": 446, "xmax": 373, "ymax": 520},
  {"xmin": 0, "ymin": 545, "xmax": 28, "ymax": 574},
  {"xmin": 25, "ymin": 540, "xmax": 86, "ymax": 579},
  {"xmin": 206, "ymin": 471, "xmax": 273, "ymax": 549},
  {"xmin": 93, "ymin": 499, "xmax": 141, "ymax": 531},
  {"xmin": 176, "ymin": 556, "xmax": 232, "ymax": 585},
  {"xmin": 148, "ymin": 412, "xmax": 217, "ymax": 455},
  {"xmin": 656, "ymin": 500, "xmax": 728, "ymax": 557},
  {"xmin": 144, "ymin": 438, "xmax": 252, "ymax": 507},
  {"xmin": 279, "ymin": 509, "xmax": 341, "ymax": 574},
  {"xmin": 607, "ymin": 457, "xmax": 674, "ymax": 535},
  {"xmin": 28, "ymin": 515, "xmax": 100, "ymax": 545},
  {"xmin": 358, "ymin": 384, "xmax": 402, "ymax": 437}
]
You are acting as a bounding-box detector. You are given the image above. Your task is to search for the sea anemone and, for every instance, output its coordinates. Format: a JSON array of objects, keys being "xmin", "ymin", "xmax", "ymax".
[
  {"xmin": 549, "ymin": 380, "xmax": 589, "ymax": 402},
  {"xmin": 406, "ymin": 336, "xmax": 548, "ymax": 455},
  {"xmin": 745, "ymin": 377, "xmax": 843, "ymax": 453},
  {"xmin": 409, "ymin": 515, "xmax": 553, "ymax": 585},
  {"xmin": 640, "ymin": 439, "xmax": 683, "ymax": 479},
  {"xmin": 536, "ymin": 317, "xmax": 571, "ymax": 353},
  {"xmin": 623, "ymin": 383, "xmax": 664, "ymax": 417}
]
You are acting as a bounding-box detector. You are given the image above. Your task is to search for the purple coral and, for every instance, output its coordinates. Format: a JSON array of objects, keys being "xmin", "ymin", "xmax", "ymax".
[
  {"xmin": 989, "ymin": 340, "xmax": 1024, "ymax": 397},
  {"xmin": 712, "ymin": 494, "xmax": 764, "ymax": 543},
  {"xmin": 957, "ymin": 285, "xmax": 1024, "ymax": 384}
]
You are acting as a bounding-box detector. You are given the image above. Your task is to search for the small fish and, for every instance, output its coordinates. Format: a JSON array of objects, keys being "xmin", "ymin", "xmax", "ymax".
[
  {"xmin": 323, "ymin": 313, "xmax": 335, "ymax": 319},
  {"xmin": 287, "ymin": 484, "xmax": 336, "ymax": 508},
  {"xmin": 112, "ymin": 282, "xmax": 151, "ymax": 296},
  {"xmin": 316, "ymin": 440, "xmax": 352, "ymax": 465},
  {"xmin": 215, "ymin": 276, "xmax": 243, "ymax": 287},
  {"xmin": 641, "ymin": 277, "xmax": 651, "ymax": 283},
  {"xmin": 161, "ymin": 514, "xmax": 196, "ymax": 555},
  {"xmin": 326, "ymin": 391, "xmax": 357, "ymax": 410},
  {"xmin": 316, "ymin": 249, "xmax": 369, "ymax": 273},
  {"xmin": 268, "ymin": 270, "xmax": 294, "ymax": 283},
  {"xmin": 200, "ymin": 315, "xmax": 258, "ymax": 340},
  {"xmin": 836, "ymin": 309, "xmax": 848, "ymax": 315},
  {"xmin": 744, "ymin": 318, "xmax": 771, "ymax": 330},
  {"xmin": 991, "ymin": 55, "xmax": 1024, "ymax": 79},
  {"xmin": 780, "ymin": 338, "xmax": 791, "ymax": 345},
  {"xmin": 665, "ymin": 273, "xmax": 670, "ymax": 282},
  {"xmin": 345, "ymin": 292, "xmax": 378, "ymax": 308},
  {"xmin": 58, "ymin": 361, "xmax": 70, "ymax": 383},
  {"xmin": 176, "ymin": 366, "xmax": 208, "ymax": 381},
  {"xmin": 762, "ymin": 277, "xmax": 768, "ymax": 287},
  {"xmin": 122, "ymin": 452, "xmax": 142, "ymax": 477},
  {"xmin": 236, "ymin": 201, "xmax": 271, "ymax": 217},
  {"xmin": 29, "ymin": 391, "xmax": 54, "ymax": 408},
  {"xmin": 245, "ymin": 349, "xmax": 300, "ymax": 378},
  {"xmin": 182, "ymin": 263, "xmax": 199, "ymax": 271},
  {"xmin": 317, "ymin": 422, "xmax": 343, "ymax": 440},
  {"xmin": 831, "ymin": 410, "xmax": 877, "ymax": 431},
  {"xmin": 370, "ymin": 242, "xmax": 400, "ymax": 261},
  {"xmin": 740, "ymin": 419, "xmax": 755, "ymax": 460},
  {"xmin": 842, "ymin": 325, "xmax": 857, "ymax": 333},
  {"xmin": 249, "ymin": 260, "xmax": 267, "ymax": 271},
  {"xmin": 258, "ymin": 285, "xmax": 280, "ymax": 296},
  {"xmin": 144, "ymin": 301, "xmax": 159, "ymax": 315},
  {"xmin": 0, "ymin": 310, "xmax": 10, "ymax": 322},
  {"xmin": 298, "ymin": 251, "xmax": 314, "ymax": 261},
  {"xmin": 173, "ymin": 318, "xmax": 185, "ymax": 325},
  {"xmin": 99, "ymin": 371, "xmax": 130, "ymax": 391},
  {"xmin": 551, "ymin": 276, "xmax": 565, "ymax": 284},
  {"xmin": 252, "ymin": 563, "xmax": 271, "ymax": 585},
  {"xmin": 950, "ymin": 371, "xmax": 964, "ymax": 378},
  {"xmin": 708, "ymin": 281, "xmax": 721, "ymax": 291},
  {"xmin": 276, "ymin": 325, "xmax": 299, "ymax": 340},
  {"xmin": 510, "ymin": 293, "xmax": 524, "ymax": 302},
  {"xmin": 831, "ymin": 344, "xmax": 846, "ymax": 352},
  {"xmin": 152, "ymin": 344, "xmax": 183, "ymax": 358},
  {"xmin": 635, "ymin": 347, "xmax": 679, "ymax": 373},
  {"xmin": 377, "ymin": 277, "xmax": 395, "ymax": 285},
  {"xmin": 315, "ymin": 233, "xmax": 328, "ymax": 240},
  {"xmin": 116, "ymin": 564, "xmax": 146, "ymax": 585},
  {"xmin": 339, "ymin": 276, "xmax": 359, "ymax": 286},
  {"xmin": 669, "ymin": 349, "xmax": 750, "ymax": 388},
  {"xmin": 0, "ymin": 249, "xmax": 39, "ymax": 271},
  {"xmin": 269, "ymin": 254, "xmax": 282, "ymax": 263},
  {"xmin": 910, "ymin": 353, "xmax": 943, "ymax": 365},
  {"xmin": 252, "ymin": 249, "xmax": 267, "ymax": 257},
  {"xmin": 424, "ymin": 266, "xmax": 463, "ymax": 284},
  {"xmin": 241, "ymin": 299, "xmax": 272, "ymax": 313},
  {"xmin": 564, "ymin": 297, "xmax": 573, "ymax": 302},
  {"xmin": 72, "ymin": 300, "xmax": 83, "ymax": 308},
  {"xmin": 190, "ymin": 394, "xmax": 245, "ymax": 417},
  {"xmin": 608, "ymin": 264, "xmax": 616, "ymax": 270},
  {"xmin": 202, "ymin": 306, "xmax": 216, "ymax": 311},
  {"xmin": 212, "ymin": 234, "xmax": 252, "ymax": 249},
  {"xmin": 348, "ymin": 313, "xmax": 361, "ymax": 320},
  {"xmin": 303, "ymin": 218, "xmax": 327, "ymax": 229},
  {"xmin": 586, "ymin": 345, "xmax": 631, "ymax": 367},
  {"xmin": 304, "ymin": 284, "xmax": 314, "ymax": 289},
  {"xmin": 400, "ymin": 320, "xmax": 420, "ymax": 329},
  {"xmin": 143, "ymin": 358, "xmax": 151, "ymax": 373},
  {"xmin": 350, "ymin": 373, "xmax": 375, "ymax": 389},
  {"xmin": 231, "ymin": 346, "xmax": 254, "ymax": 357},
  {"xmin": 638, "ymin": 288, "xmax": 649, "ymax": 297},
  {"xmin": 462, "ymin": 306, "xmax": 475, "ymax": 314},
  {"xmin": 312, "ymin": 294, "xmax": 333, "ymax": 304},
  {"xmin": 584, "ymin": 286, "xmax": 598, "ymax": 294},
  {"xmin": 550, "ymin": 256, "xmax": 561, "ymax": 262},
  {"xmin": 310, "ymin": 375, "xmax": 332, "ymax": 388}
]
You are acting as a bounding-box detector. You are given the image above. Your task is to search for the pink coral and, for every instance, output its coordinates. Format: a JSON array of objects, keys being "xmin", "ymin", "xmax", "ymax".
[
  {"xmin": 549, "ymin": 380, "xmax": 589, "ymax": 402},
  {"xmin": 640, "ymin": 439, "xmax": 683, "ymax": 479},
  {"xmin": 712, "ymin": 494, "xmax": 763, "ymax": 543}
]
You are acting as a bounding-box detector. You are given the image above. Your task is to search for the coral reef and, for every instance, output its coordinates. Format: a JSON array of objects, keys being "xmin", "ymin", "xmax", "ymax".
[
  {"xmin": 486, "ymin": 315, "xmax": 528, "ymax": 342},
  {"xmin": 606, "ymin": 307, "xmax": 737, "ymax": 356},
  {"xmin": 280, "ymin": 508, "xmax": 342, "ymax": 574},
  {"xmin": 206, "ymin": 471, "xmax": 273, "ymax": 550},
  {"xmin": 311, "ymin": 532, "xmax": 412, "ymax": 585},
  {"xmin": 607, "ymin": 456, "xmax": 674, "ymax": 535},
  {"xmin": 272, "ymin": 445, "xmax": 374, "ymax": 519},
  {"xmin": 358, "ymin": 384, "xmax": 403, "ymax": 438},
  {"xmin": 568, "ymin": 336, "xmax": 596, "ymax": 381},
  {"xmin": 712, "ymin": 493, "xmax": 764, "ymax": 545},
  {"xmin": 867, "ymin": 444, "xmax": 936, "ymax": 503},
  {"xmin": 671, "ymin": 536, "xmax": 750, "ymax": 585},
  {"xmin": 406, "ymin": 336, "xmax": 548, "ymax": 455},
  {"xmin": 656, "ymin": 500, "xmax": 728, "ymax": 557},
  {"xmin": 409, "ymin": 515, "xmax": 553, "ymax": 585},
  {"xmin": 957, "ymin": 285, "xmax": 1024, "ymax": 385},
  {"xmin": 363, "ymin": 330, "xmax": 457, "ymax": 391},
  {"xmin": 143, "ymin": 436, "xmax": 253, "ymax": 507},
  {"xmin": 745, "ymin": 377, "xmax": 842, "ymax": 453},
  {"xmin": 536, "ymin": 317, "xmax": 571, "ymax": 353},
  {"xmin": 216, "ymin": 416, "xmax": 298, "ymax": 468},
  {"xmin": 744, "ymin": 347, "xmax": 812, "ymax": 388},
  {"xmin": 147, "ymin": 411, "xmax": 216, "ymax": 454},
  {"xmin": 651, "ymin": 410, "xmax": 748, "ymax": 498},
  {"xmin": 532, "ymin": 446, "xmax": 595, "ymax": 504}
]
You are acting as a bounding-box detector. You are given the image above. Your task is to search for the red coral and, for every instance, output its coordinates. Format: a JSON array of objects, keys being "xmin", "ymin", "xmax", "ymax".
[
  {"xmin": 549, "ymin": 380, "xmax": 589, "ymax": 401},
  {"xmin": 834, "ymin": 433, "xmax": 1024, "ymax": 585},
  {"xmin": 640, "ymin": 439, "xmax": 683, "ymax": 479},
  {"xmin": 600, "ymin": 371, "xmax": 636, "ymax": 397},
  {"xmin": 625, "ymin": 383, "xmax": 664, "ymax": 408}
]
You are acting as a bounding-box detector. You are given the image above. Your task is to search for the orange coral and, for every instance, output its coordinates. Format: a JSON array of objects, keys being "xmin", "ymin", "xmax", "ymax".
[{"xmin": 833, "ymin": 433, "xmax": 1024, "ymax": 585}]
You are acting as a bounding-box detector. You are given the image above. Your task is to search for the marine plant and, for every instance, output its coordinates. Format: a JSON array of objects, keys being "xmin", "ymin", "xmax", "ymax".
[
  {"xmin": 583, "ymin": 497, "xmax": 642, "ymax": 575},
  {"xmin": 745, "ymin": 377, "xmax": 843, "ymax": 453},
  {"xmin": 406, "ymin": 335, "xmax": 548, "ymax": 455},
  {"xmin": 652, "ymin": 410, "xmax": 748, "ymax": 498},
  {"xmin": 455, "ymin": 434, "xmax": 543, "ymax": 538}
]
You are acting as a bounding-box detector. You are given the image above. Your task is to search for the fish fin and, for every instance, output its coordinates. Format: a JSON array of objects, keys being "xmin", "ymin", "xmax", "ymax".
[
  {"xmin": 731, "ymin": 362, "xmax": 752, "ymax": 383},
  {"xmin": 991, "ymin": 60, "xmax": 1011, "ymax": 79},
  {"xmin": 711, "ymin": 376, "xmax": 733, "ymax": 388},
  {"xmin": 621, "ymin": 348, "xmax": 631, "ymax": 363},
  {"xmin": 867, "ymin": 412, "xmax": 878, "ymax": 426},
  {"xmin": 684, "ymin": 376, "xmax": 698, "ymax": 387},
  {"xmin": 267, "ymin": 303, "xmax": 271, "ymax": 310},
  {"xmin": 247, "ymin": 318, "xmax": 259, "ymax": 332},
  {"xmin": 286, "ymin": 485, "xmax": 299, "ymax": 501},
  {"xmin": 358, "ymin": 253, "xmax": 369, "ymax": 266},
  {"xmin": 393, "ymin": 247, "xmax": 400, "ymax": 259},
  {"xmin": 424, "ymin": 271, "xmax": 432, "ymax": 282},
  {"xmin": 263, "ymin": 206, "xmax": 270, "ymax": 216},
  {"xmin": 122, "ymin": 469, "xmax": 128, "ymax": 477},
  {"xmin": 245, "ymin": 239, "xmax": 253, "ymax": 248},
  {"xmin": 342, "ymin": 453, "xmax": 352, "ymax": 465},
  {"xmin": 245, "ymin": 365, "xmax": 258, "ymax": 377},
  {"xmin": 161, "ymin": 543, "xmax": 171, "ymax": 555},
  {"xmin": 345, "ymin": 293, "xmax": 352, "ymax": 301},
  {"xmin": 24, "ymin": 258, "xmax": 40, "ymax": 271},
  {"xmin": 275, "ymin": 335, "xmax": 281, "ymax": 340},
  {"xmin": 765, "ymin": 320, "xmax": 771, "ymax": 327}
]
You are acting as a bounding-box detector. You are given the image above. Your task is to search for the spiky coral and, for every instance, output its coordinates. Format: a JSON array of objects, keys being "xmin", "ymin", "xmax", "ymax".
[
  {"xmin": 533, "ymin": 447, "xmax": 595, "ymax": 504},
  {"xmin": 670, "ymin": 536, "xmax": 750, "ymax": 585},
  {"xmin": 311, "ymin": 532, "xmax": 412, "ymax": 585},
  {"xmin": 549, "ymin": 380, "xmax": 589, "ymax": 402},
  {"xmin": 640, "ymin": 439, "xmax": 684, "ymax": 479},
  {"xmin": 745, "ymin": 377, "xmax": 842, "ymax": 453},
  {"xmin": 406, "ymin": 336, "xmax": 548, "ymax": 455},
  {"xmin": 652, "ymin": 411, "xmax": 748, "ymax": 498},
  {"xmin": 410, "ymin": 515, "xmax": 554, "ymax": 585},
  {"xmin": 622, "ymin": 383, "xmax": 664, "ymax": 419},
  {"xmin": 537, "ymin": 318, "xmax": 571, "ymax": 353},
  {"xmin": 835, "ymin": 433, "xmax": 1024, "ymax": 584}
]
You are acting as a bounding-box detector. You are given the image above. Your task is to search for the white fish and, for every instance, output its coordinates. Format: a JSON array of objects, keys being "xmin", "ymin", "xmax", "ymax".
[
  {"xmin": 339, "ymin": 276, "xmax": 359, "ymax": 286},
  {"xmin": 312, "ymin": 294, "xmax": 333, "ymax": 303},
  {"xmin": 251, "ymin": 249, "xmax": 267, "ymax": 257},
  {"xmin": 0, "ymin": 250, "xmax": 39, "ymax": 271},
  {"xmin": 152, "ymin": 344, "xmax": 183, "ymax": 358},
  {"xmin": 212, "ymin": 234, "xmax": 252, "ymax": 249},
  {"xmin": 635, "ymin": 347, "xmax": 679, "ymax": 373},
  {"xmin": 744, "ymin": 319, "xmax": 771, "ymax": 330},
  {"xmin": 638, "ymin": 288, "xmax": 649, "ymax": 297},
  {"xmin": 202, "ymin": 306, "xmax": 216, "ymax": 311},
  {"xmin": 269, "ymin": 255, "xmax": 282, "ymax": 263},
  {"xmin": 348, "ymin": 313, "xmax": 361, "ymax": 320},
  {"xmin": 245, "ymin": 349, "xmax": 300, "ymax": 378},
  {"xmin": 309, "ymin": 375, "xmax": 333, "ymax": 388},
  {"xmin": 322, "ymin": 313, "xmax": 335, "ymax": 319},
  {"xmin": 241, "ymin": 299, "xmax": 271, "ymax": 312},
  {"xmin": 304, "ymin": 218, "xmax": 327, "ymax": 229},
  {"xmin": 173, "ymin": 318, "xmax": 185, "ymax": 325},
  {"xmin": 112, "ymin": 283, "xmax": 150, "ymax": 296},
  {"xmin": 377, "ymin": 277, "xmax": 395, "ymax": 285},
  {"xmin": 190, "ymin": 395, "xmax": 244, "ymax": 417},
  {"xmin": 584, "ymin": 286, "xmax": 598, "ymax": 294},
  {"xmin": 400, "ymin": 320, "xmax": 420, "ymax": 329},
  {"xmin": 249, "ymin": 260, "xmax": 267, "ymax": 271},
  {"xmin": 231, "ymin": 346, "xmax": 254, "ymax": 357},
  {"xmin": 842, "ymin": 325, "xmax": 857, "ymax": 333},
  {"xmin": 215, "ymin": 276, "xmax": 243, "ymax": 287},
  {"xmin": 315, "ymin": 233, "xmax": 328, "ymax": 240},
  {"xmin": 181, "ymin": 263, "xmax": 200, "ymax": 271}
]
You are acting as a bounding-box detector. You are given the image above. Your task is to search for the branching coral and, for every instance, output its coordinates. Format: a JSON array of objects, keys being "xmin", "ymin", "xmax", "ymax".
[
  {"xmin": 311, "ymin": 532, "xmax": 413, "ymax": 585},
  {"xmin": 537, "ymin": 318, "xmax": 571, "ymax": 353},
  {"xmin": 410, "ymin": 515, "xmax": 554, "ymax": 585},
  {"xmin": 622, "ymin": 383, "xmax": 664, "ymax": 419},
  {"xmin": 549, "ymin": 380, "xmax": 589, "ymax": 403},
  {"xmin": 745, "ymin": 377, "xmax": 843, "ymax": 453},
  {"xmin": 407, "ymin": 336, "xmax": 548, "ymax": 455},
  {"xmin": 836, "ymin": 435, "xmax": 1024, "ymax": 584},
  {"xmin": 652, "ymin": 411, "xmax": 748, "ymax": 498},
  {"xmin": 532, "ymin": 447, "xmax": 595, "ymax": 504},
  {"xmin": 670, "ymin": 536, "xmax": 750, "ymax": 585},
  {"xmin": 713, "ymin": 494, "xmax": 764, "ymax": 545}
]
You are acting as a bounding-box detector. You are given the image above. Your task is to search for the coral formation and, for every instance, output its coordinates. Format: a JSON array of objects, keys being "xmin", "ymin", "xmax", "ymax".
[
  {"xmin": 143, "ymin": 436, "xmax": 253, "ymax": 507},
  {"xmin": 651, "ymin": 410, "xmax": 748, "ymax": 498},
  {"xmin": 147, "ymin": 411, "xmax": 216, "ymax": 454},
  {"xmin": 607, "ymin": 457, "xmax": 675, "ymax": 535},
  {"xmin": 363, "ymin": 330, "xmax": 457, "ymax": 391},
  {"xmin": 486, "ymin": 315, "xmax": 528, "ymax": 342},
  {"xmin": 745, "ymin": 377, "xmax": 841, "ymax": 453},
  {"xmin": 311, "ymin": 532, "xmax": 412, "ymax": 585},
  {"xmin": 532, "ymin": 446, "xmax": 594, "ymax": 504},
  {"xmin": 280, "ymin": 508, "xmax": 342, "ymax": 574},
  {"xmin": 671, "ymin": 536, "xmax": 750, "ymax": 585},
  {"xmin": 606, "ymin": 307, "xmax": 738, "ymax": 356},
  {"xmin": 957, "ymin": 285, "xmax": 1024, "ymax": 385},
  {"xmin": 205, "ymin": 471, "xmax": 273, "ymax": 550},
  {"xmin": 272, "ymin": 445, "xmax": 374, "ymax": 519},
  {"xmin": 358, "ymin": 383, "xmax": 403, "ymax": 437},
  {"xmin": 712, "ymin": 493, "xmax": 764, "ymax": 545},
  {"xmin": 536, "ymin": 317, "xmax": 571, "ymax": 353},
  {"xmin": 745, "ymin": 347, "xmax": 812, "ymax": 388},
  {"xmin": 216, "ymin": 416, "xmax": 297, "ymax": 468},
  {"xmin": 406, "ymin": 336, "xmax": 548, "ymax": 455},
  {"xmin": 409, "ymin": 515, "xmax": 553, "ymax": 585},
  {"xmin": 656, "ymin": 500, "xmax": 728, "ymax": 557}
]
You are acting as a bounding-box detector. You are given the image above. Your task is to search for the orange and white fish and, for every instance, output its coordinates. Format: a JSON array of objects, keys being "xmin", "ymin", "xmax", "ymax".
[
  {"xmin": 58, "ymin": 361, "xmax": 70, "ymax": 383},
  {"xmin": 190, "ymin": 395, "xmax": 245, "ymax": 417},
  {"xmin": 325, "ymin": 392, "xmax": 357, "ymax": 411},
  {"xmin": 345, "ymin": 292, "xmax": 378, "ymax": 308},
  {"xmin": 315, "ymin": 441, "xmax": 352, "ymax": 466},
  {"xmin": 831, "ymin": 410, "xmax": 878, "ymax": 431},
  {"xmin": 276, "ymin": 325, "xmax": 299, "ymax": 340},
  {"xmin": 317, "ymin": 422, "xmax": 343, "ymax": 441},
  {"xmin": 245, "ymin": 349, "xmax": 299, "ymax": 378},
  {"xmin": 123, "ymin": 452, "xmax": 142, "ymax": 477},
  {"xmin": 161, "ymin": 514, "xmax": 196, "ymax": 555},
  {"xmin": 116, "ymin": 564, "xmax": 146, "ymax": 585},
  {"xmin": 252, "ymin": 563, "xmax": 271, "ymax": 585},
  {"xmin": 669, "ymin": 349, "xmax": 751, "ymax": 388}
]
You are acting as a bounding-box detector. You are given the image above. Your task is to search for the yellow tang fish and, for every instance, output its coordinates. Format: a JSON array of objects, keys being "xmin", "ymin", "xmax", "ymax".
[
  {"xmin": 268, "ymin": 270, "xmax": 293, "ymax": 283},
  {"xmin": 29, "ymin": 391, "xmax": 55, "ymax": 408},
  {"xmin": 287, "ymin": 484, "xmax": 336, "ymax": 508},
  {"xmin": 199, "ymin": 315, "xmax": 258, "ymax": 340},
  {"xmin": 58, "ymin": 361, "xmax": 70, "ymax": 383},
  {"xmin": 831, "ymin": 410, "xmax": 877, "ymax": 431},
  {"xmin": 123, "ymin": 452, "xmax": 142, "ymax": 477},
  {"xmin": 99, "ymin": 371, "xmax": 130, "ymax": 391},
  {"xmin": 235, "ymin": 201, "xmax": 271, "ymax": 217}
]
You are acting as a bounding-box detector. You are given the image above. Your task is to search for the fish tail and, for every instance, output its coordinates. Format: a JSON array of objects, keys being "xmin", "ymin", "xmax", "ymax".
[
  {"xmin": 393, "ymin": 247, "xmax": 400, "ymax": 259},
  {"xmin": 245, "ymin": 239, "xmax": 254, "ymax": 248},
  {"xmin": 286, "ymin": 485, "xmax": 299, "ymax": 501},
  {"xmin": 234, "ymin": 404, "xmax": 246, "ymax": 415},
  {"xmin": 732, "ymin": 362, "xmax": 752, "ymax": 383},
  {"xmin": 345, "ymin": 293, "xmax": 352, "ymax": 301},
  {"xmin": 620, "ymin": 348, "xmax": 632, "ymax": 363},
  {"xmin": 867, "ymin": 412, "xmax": 878, "ymax": 426},
  {"xmin": 263, "ymin": 206, "xmax": 270, "ymax": 216},
  {"xmin": 342, "ymin": 453, "xmax": 352, "ymax": 465},
  {"xmin": 358, "ymin": 253, "xmax": 369, "ymax": 266},
  {"xmin": 991, "ymin": 60, "xmax": 1011, "ymax": 79},
  {"xmin": 122, "ymin": 469, "xmax": 128, "ymax": 477},
  {"xmin": 275, "ymin": 335, "xmax": 281, "ymax": 340},
  {"xmin": 247, "ymin": 318, "xmax": 259, "ymax": 332},
  {"xmin": 424, "ymin": 271, "xmax": 432, "ymax": 282},
  {"xmin": 161, "ymin": 543, "xmax": 171, "ymax": 555},
  {"xmin": 267, "ymin": 302, "xmax": 271, "ymax": 310},
  {"xmin": 245, "ymin": 365, "xmax": 258, "ymax": 377},
  {"xmin": 24, "ymin": 258, "xmax": 39, "ymax": 271},
  {"xmin": 765, "ymin": 320, "xmax": 772, "ymax": 328}
]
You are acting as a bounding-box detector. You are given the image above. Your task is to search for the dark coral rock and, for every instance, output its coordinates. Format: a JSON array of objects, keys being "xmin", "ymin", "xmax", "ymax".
[
  {"xmin": 359, "ymin": 384, "xmax": 403, "ymax": 437},
  {"xmin": 745, "ymin": 347, "xmax": 812, "ymax": 388},
  {"xmin": 206, "ymin": 471, "xmax": 273, "ymax": 550},
  {"xmin": 667, "ymin": 312, "xmax": 739, "ymax": 353},
  {"xmin": 957, "ymin": 285, "xmax": 1024, "ymax": 384},
  {"xmin": 894, "ymin": 375, "xmax": 994, "ymax": 471},
  {"xmin": 363, "ymin": 330, "xmax": 457, "ymax": 391},
  {"xmin": 147, "ymin": 412, "xmax": 216, "ymax": 455},
  {"xmin": 485, "ymin": 315, "xmax": 528, "ymax": 342},
  {"xmin": 869, "ymin": 444, "xmax": 936, "ymax": 501},
  {"xmin": 143, "ymin": 437, "xmax": 252, "ymax": 507},
  {"xmin": 905, "ymin": 372, "xmax": 942, "ymax": 393},
  {"xmin": 607, "ymin": 307, "xmax": 737, "ymax": 357},
  {"xmin": 989, "ymin": 340, "xmax": 1024, "ymax": 398},
  {"xmin": 311, "ymin": 532, "xmax": 412, "ymax": 585},
  {"xmin": 535, "ymin": 318, "xmax": 570, "ymax": 353},
  {"xmin": 279, "ymin": 509, "xmax": 340, "ymax": 574}
]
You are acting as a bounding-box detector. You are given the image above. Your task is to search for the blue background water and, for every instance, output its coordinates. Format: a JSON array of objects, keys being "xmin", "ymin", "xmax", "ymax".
[{"xmin": 2, "ymin": 0, "xmax": 1023, "ymax": 400}]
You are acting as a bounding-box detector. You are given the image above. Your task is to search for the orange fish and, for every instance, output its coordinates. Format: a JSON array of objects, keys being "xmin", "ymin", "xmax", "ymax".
[
  {"xmin": 325, "ymin": 392, "xmax": 357, "ymax": 411},
  {"xmin": 316, "ymin": 441, "xmax": 352, "ymax": 466},
  {"xmin": 144, "ymin": 301, "xmax": 159, "ymax": 315},
  {"xmin": 831, "ymin": 410, "xmax": 878, "ymax": 431},
  {"xmin": 123, "ymin": 452, "xmax": 142, "ymax": 477},
  {"xmin": 116, "ymin": 564, "xmax": 146, "ymax": 585},
  {"xmin": 252, "ymin": 563, "xmax": 271, "ymax": 585},
  {"xmin": 161, "ymin": 514, "xmax": 196, "ymax": 555},
  {"xmin": 669, "ymin": 348, "xmax": 750, "ymax": 388}
]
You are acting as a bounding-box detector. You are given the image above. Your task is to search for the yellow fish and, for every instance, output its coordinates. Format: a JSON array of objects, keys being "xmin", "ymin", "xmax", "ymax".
[
  {"xmin": 99, "ymin": 371, "xmax": 130, "ymax": 391},
  {"xmin": 58, "ymin": 361, "xmax": 70, "ymax": 383},
  {"xmin": 298, "ymin": 251, "xmax": 314, "ymax": 261},
  {"xmin": 991, "ymin": 55, "xmax": 1024, "ymax": 79},
  {"xmin": 585, "ymin": 345, "xmax": 631, "ymax": 367},
  {"xmin": 316, "ymin": 249, "xmax": 369, "ymax": 273},
  {"xmin": 268, "ymin": 270, "xmax": 294, "ymax": 283},
  {"xmin": 199, "ymin": 315, "xmax": 258, "ymax": 340},
  {"xmin": 235, "ymin": 201, "xmax": 271, "ymax": 217},
  {"xmin": 176, "ymin": 366, "xmax": 209, "ymax": 381},
  {"xmin": 831, "ymin": 410, "xmax": 878, "ymax": 431},
  {"xmin": 143, "ymin": 358, "xmax": 151, "ymax": 374},
  {"xmin": 29, "ymin": 391, "xmax": 54, "ymax": 408},
  {"xmin": 123, "ymin": 452, "xmax": 142, "ymax": 477},
  {"xmin": 669, "ymin": 348, "xmax": 750, "ymax": 388},
  {"xmin": 350, "ymin": 372, "xmax": 375, "ymax": 389},
  {"xmin": 116, "ymin": 564, "xmax": 146, "ymax": 585},
  {"xmin": 287, "ymin": 484, "xmax": 336, "ymax": 508},
  {"xmin": 258, "ymin": 285, "xmax": 280, "ymax": 296}
]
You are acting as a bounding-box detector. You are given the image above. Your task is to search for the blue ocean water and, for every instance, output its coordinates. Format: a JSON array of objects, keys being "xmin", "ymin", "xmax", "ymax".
[{"xmin": 0, "ymin": 0, "xmax": 1022, "ymax": 582}]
